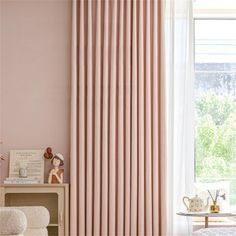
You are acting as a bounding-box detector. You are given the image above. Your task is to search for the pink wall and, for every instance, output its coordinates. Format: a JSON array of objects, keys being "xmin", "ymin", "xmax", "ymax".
[{"xmin": 0, "ymin": 0, "xmax": 71, "ymax": 183}]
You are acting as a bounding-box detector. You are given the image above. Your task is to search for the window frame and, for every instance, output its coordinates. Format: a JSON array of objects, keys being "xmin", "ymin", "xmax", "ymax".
[{"xmin": 193, "ymin": 16, "xmax": 236, "ymax": 207}]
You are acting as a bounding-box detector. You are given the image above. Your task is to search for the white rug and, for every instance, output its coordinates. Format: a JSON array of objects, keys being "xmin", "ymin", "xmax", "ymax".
[{"xmin": 194, "ymin": 227, "xmax": 236, "ymax": 236}]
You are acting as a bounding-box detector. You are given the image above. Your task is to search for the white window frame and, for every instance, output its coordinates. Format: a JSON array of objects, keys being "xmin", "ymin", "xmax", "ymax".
[{"xmin": 192, "ymin": 8, "xmax": 236, "ymax": 228}]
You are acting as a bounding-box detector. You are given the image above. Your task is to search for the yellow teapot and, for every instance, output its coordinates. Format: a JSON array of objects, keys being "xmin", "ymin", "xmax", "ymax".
[{"xmin": 183, "ymin": 195, "xmax": 209, "ymax": 212}]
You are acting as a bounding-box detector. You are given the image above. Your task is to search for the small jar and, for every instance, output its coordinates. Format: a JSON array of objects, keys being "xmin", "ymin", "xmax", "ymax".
[{"xmin": 210, "ymin": 202, "xmax": 220, "ymax": 213}]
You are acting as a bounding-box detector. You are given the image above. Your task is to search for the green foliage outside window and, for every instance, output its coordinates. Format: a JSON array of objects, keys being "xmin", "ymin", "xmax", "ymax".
[{"xmin": 195, "ymin": 94, "xmax": 236, "ymax": 204}]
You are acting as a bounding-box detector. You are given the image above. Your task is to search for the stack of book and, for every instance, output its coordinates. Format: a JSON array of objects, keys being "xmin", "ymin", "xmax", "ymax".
[{"xmin": 4, "ymin": 177, "xmax": 40, "ymax": 184}]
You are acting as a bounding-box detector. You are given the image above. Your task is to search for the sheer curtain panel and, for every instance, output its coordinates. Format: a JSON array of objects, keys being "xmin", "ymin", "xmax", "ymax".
[{"xmin": 165, "ymin": 0, "xmax": 194, "ymax": 235}]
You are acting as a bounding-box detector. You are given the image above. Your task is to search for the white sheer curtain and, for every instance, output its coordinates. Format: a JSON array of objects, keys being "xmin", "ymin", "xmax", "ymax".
[{"xmin": 164, "ymin": 0, "xmax": 195, "ymax": 235}]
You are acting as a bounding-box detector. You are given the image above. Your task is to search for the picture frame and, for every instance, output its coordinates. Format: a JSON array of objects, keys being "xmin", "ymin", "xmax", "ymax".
[{"xmin": 9, "ymin": 150, "xmax": 45, "ymax": 183}]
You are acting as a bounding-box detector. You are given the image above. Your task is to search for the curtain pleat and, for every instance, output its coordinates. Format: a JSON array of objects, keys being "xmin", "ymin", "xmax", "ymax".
[
  {"xmin": 93, "ymin": 0, "xmax": 102, "ymax": 234},
  {"xmin": 145, "ymin": 0, "xmax": 153, "ymax": 235},
  {"xmin": 152, "ymin": 0, "xmax": 160, "ymax": 234},
  {"xmin": 101, "ymin": 0, "xmax": 109, "ymax": 235},
  {"xmin": 137, "ymin": 0, "xmax": 145, "ymax": 234},
  {"xmin": 78, "ymin": 0, "xmax": 86, "ymax": 235},
  {"xmin": 86, "ymin": 0, "xmax": 93, "ymax": 235},
  {"xmin": 117, "ymin": 0, "xmax": 124, "ymax": 235},
  {"xmin": 109, "ymin": 0, "xmax": 118, "ymax": 235},
  {"xmin": 124, "ymin": 0, "xmax": 131, "ymax": 235},
  {"xmin": 75, "ymin": 0, "xmax": 164, "ymax": 235},
  {"xmin": 130, "ymin": 0, "xmax": 138, "ymax": 234}
]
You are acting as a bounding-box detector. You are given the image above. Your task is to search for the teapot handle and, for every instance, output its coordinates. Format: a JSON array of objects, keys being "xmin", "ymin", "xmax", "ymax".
[{"xmin": 183, "ymin": 196, "xmax": 190, "ymax": 211}]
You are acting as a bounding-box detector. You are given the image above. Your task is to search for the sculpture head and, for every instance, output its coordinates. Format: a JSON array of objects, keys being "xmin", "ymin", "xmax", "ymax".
[{"xmin": 51, "ymin": 153, "xmax": 64, "ymax": 167}]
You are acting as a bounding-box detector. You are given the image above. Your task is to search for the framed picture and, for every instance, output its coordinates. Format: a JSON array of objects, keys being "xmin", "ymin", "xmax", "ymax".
[{"xmin": 9, "ymin": 150, "xmax": 45, "ymax": 183}]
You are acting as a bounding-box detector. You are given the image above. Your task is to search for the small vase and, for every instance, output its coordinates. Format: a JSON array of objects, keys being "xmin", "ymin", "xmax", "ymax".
[{"xmin": 210, "ymin": 202, "xmax": 220, "ymax": 213}]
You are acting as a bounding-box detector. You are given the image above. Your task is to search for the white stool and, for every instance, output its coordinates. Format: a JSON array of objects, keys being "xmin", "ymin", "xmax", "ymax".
[
  {"xmin": 0, "ymin": 206, "xmax": 50, "ymax": 236},
  {"xmin": 0, "ymin": 208, "xmax": 27, "ymax": 236}
]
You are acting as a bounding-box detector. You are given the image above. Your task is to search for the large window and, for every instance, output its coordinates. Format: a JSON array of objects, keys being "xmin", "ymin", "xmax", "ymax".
[{"xmin": 194, "ymin": 19, "xmax": 236, "ymax": 205}]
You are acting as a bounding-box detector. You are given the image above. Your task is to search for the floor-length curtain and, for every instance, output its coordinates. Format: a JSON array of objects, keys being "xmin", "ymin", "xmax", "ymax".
[
  {"xmin": 70, "ymin": 0, "xmax": 166, "ymax": 235},
  {"xmin": 165, "ymin": 0, "xmax": 194, "ymax": 235}
]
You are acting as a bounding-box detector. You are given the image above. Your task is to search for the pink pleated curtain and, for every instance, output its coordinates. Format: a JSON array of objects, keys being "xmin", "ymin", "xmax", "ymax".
[{"xmin": 71, "ymin": 0, "xmax": 166, "ymax": 235}]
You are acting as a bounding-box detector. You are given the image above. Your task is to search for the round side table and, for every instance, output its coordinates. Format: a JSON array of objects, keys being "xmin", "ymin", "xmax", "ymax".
[{"xmin": 177, "ymin": 212, "xmax": 236, "ymax": 228}]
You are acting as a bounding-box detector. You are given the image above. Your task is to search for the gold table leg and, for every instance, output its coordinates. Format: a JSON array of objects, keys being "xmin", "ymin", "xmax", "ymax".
[{"xmin": 205, "ymin": 216, "xmax": 208, "ymax": 228}]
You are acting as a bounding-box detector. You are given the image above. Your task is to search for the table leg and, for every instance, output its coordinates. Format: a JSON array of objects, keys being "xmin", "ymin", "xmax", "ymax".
[{"xmin": 205, "ymin": 216, "xmax": 208, "ymax": 228}]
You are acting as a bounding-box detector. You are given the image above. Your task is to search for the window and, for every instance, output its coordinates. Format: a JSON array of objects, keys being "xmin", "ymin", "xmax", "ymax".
[{"xmin": 194, "ymin": 19, "xmax": 236, "ymax": 205}]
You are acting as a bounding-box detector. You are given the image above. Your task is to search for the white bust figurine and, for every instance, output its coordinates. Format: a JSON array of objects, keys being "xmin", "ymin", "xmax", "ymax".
[{"xmin": 48, "ymin": 153, "xmax": 64, "ymax": 184}]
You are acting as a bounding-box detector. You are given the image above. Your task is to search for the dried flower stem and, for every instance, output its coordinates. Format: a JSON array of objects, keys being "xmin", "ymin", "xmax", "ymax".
[
  {"xmin": 215, "ymin": 190, "xmax": 220, "ymax": 202},
  {"xmin": 208, "ymin": 190, "xmax": 215, "ymax": 203},
  {"xmin": 208, "ymin": 189, "xmax": 223, "ymax": 204}
]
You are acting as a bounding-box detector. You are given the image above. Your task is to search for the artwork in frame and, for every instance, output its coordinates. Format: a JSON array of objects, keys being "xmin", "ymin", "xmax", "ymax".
[{"xmin": 9, "ymin": 150, "xmax": 45, "ymax": 183}]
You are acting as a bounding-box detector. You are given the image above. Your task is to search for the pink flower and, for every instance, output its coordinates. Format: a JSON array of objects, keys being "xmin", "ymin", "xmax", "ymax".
[
  {"xmin": 0, "ymin": 141, "xmax": 4, "ymax": 161},
  {"xmin": 0, "ymin": 154, "xmax": 5, "ymax": 161}
]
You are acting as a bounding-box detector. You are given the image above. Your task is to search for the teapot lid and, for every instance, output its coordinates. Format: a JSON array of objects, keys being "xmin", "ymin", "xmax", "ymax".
[{"xmin": 192, "ymin": 194, "xmax": 202, "ymax": 200}]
